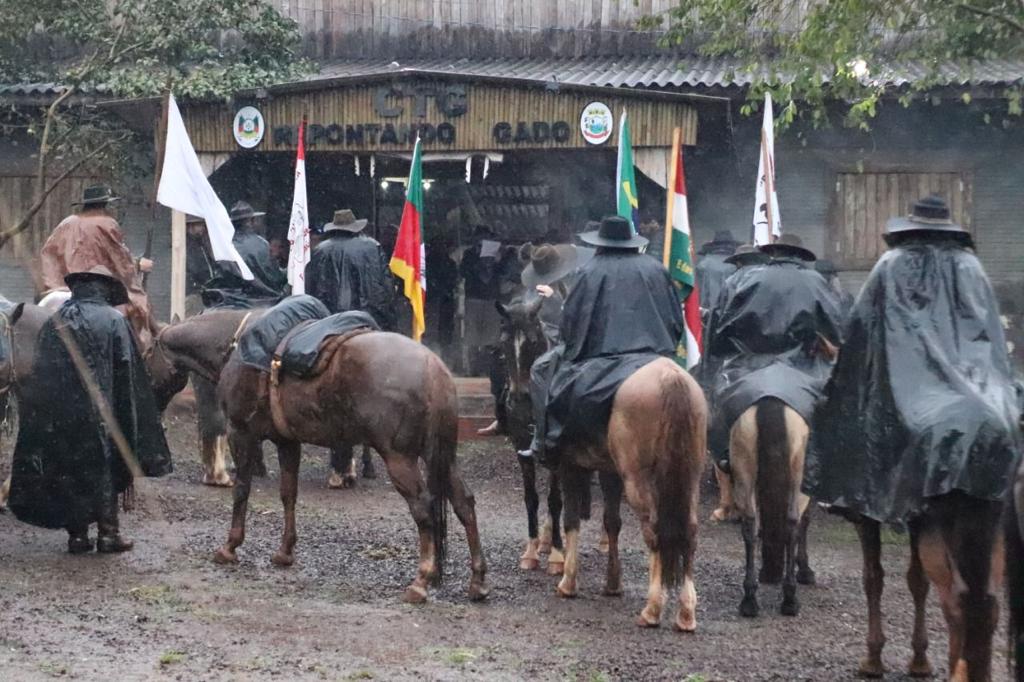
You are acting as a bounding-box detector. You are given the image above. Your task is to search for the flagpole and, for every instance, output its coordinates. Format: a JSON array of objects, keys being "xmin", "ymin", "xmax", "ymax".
[{"xmin": 663, "ymin": 127, "xmax": 681, "ymax": 268}]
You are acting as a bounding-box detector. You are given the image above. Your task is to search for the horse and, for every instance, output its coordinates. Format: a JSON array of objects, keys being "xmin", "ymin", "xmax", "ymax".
[
  {"xmin": 153, "ymin": 310, "xmax": 489, "ymax": 603},
  {"xmin": 1008, "ymin": 455, "xmax": 1024, "ymax": 681},
  {"xmin": 496, "ymin": 297, "xmax": 565, "ymax": 575},
  {"xmin": 728, "ymin": 398, "xmax": 816, "ymax": 618}
]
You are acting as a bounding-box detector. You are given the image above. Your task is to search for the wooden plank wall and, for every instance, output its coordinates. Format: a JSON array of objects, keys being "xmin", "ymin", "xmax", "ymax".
[
  {"xmin": 834, "ymin": 171, "xmax": 973, "ymax": 267},
  {"xmin": 0, "ymin": 175, "xmax": 95, "ymax": 262},
  {"xmin": 276, "ymin": 0, "xmax": 681, "ymax": 58}
]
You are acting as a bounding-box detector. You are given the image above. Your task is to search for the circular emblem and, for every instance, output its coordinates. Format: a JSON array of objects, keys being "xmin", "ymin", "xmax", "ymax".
[
  {"xmin": 580, "ymin": 102, "xmax": 613, "ymax": 145},
  {"xmin": 233, "ymin": 106, "xmax": 265, "ymax": 149}
]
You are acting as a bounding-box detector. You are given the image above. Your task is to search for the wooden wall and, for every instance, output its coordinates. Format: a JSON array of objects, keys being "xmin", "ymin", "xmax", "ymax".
[
  {"xmin": 275, "ymin": 0, "xmax": 681, "ymax": 58},
  {"xmin": 0, "ymin": 175, "xmax": 97, "ymax": 263}
]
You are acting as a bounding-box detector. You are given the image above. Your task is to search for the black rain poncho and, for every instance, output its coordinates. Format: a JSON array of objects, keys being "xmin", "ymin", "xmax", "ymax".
[
  {"xmin": 304, "ymin": 232, "xmax": 395, "ymax": 330},
  {"xmin": 803, "ymin": 239, "xmax": 1021, "ymax": 524},
  {"xmin": 545, "ymin": 250, "xmax": 683, "ymax": 452},
  {"xmin": 696, "ymin": 248, "xmax": 737, "ymax": 313},
  {"xmin": 237, "ymin": 295, "xmax": 329, "ymax": 371},
  {"xmin": 702, "ymin": 258, "xmax": 845, "ymax": 457},
  {"xmin": 231, "ymin": 231, "xmax": 287, "ymax": 297},
  {"xmin": 8, "ymin": 283, "xmax": 172, "ymax": 530}
]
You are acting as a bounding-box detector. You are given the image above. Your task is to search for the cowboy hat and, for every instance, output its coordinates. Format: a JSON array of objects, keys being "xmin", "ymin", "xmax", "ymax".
[
  {"xmin": 228, "ymin": 201, "xmax": 266, "ymax": 222},
  {"xmin": 578, "ymin": 215, "xmax": 649, "ymax": 249},
  {"xmin": 519, "ymin": 243, "xmax": 594, "ymax": 288},
  {"xmin": 323, "ymin": 209, "xmax": 368, "ymax": 234},
  {"xmin": 73, "ymin": 184, "xmax": 120, "ymax": 207},
  {"xmin": 759, "ymin": 233, "xmax": 817, "ymax": 262},
  {"xmin": 884, "ymin": 195, "xmax": 971, "ymax": 246},
  {"xmin": 63, "ymin": 265, "xmax": 129, "ymax": 306},
  {"xmin": 725, "ymin": 244, "xmax": 769, "ymax": 267},
  {"xmin": 698, "ymin": 229, "xmax": 741, "ymax": 255}
]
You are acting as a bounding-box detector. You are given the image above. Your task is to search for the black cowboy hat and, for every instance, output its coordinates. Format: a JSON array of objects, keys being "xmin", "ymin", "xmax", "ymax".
[
  {"xmin": 228, "ymin": 201, "xmax": 266, "ymax": 222},
  {"xmin": 759, "ymin": 233, "xmax": 816, "ymax": 262},
  {"xmin": 323, "ymin": 209, "xmax": 368, "ymax": 234},
  {"xmin": 884, "ymin": 195, "xmax": 972, "ymax": 246},
  {"xmin": 725, "ymin": 244, "xmax": 769, "ymax": 267},
  {"xmin": 578, "ymin": 215, "xmax": 648, "ymax": 249},
  {"xmin": 519, "ymin": 243, "xmax": 594, "ymax": 288},
  {"xmin": 64, "ymin": 265, "xmax": 129, "ymax": 306},
  {"xmin": 698, "ymin": 229, "xmax": 741, "ymax": 255},
  {"xmin": 73, "ymin": 184, "xmax": 120, "ymax": 207}
]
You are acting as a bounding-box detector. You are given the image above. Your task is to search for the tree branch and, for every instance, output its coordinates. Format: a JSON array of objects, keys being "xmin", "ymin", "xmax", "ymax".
[
  {"xmin": 955, "ymin": 3, "xmax": 1024, "ymax": 34},
  {"xmin": 1, "ymin": 136, "xmax": 125, "ymax": 251},
  {"xmin": 35, "ymin": 84, "xmax": 78, "ymax": 206}
]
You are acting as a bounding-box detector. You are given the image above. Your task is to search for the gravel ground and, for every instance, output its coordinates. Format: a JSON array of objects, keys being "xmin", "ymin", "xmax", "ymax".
[{"xmin": 0, "ymin": 410, "xmax": 1010, "ymax": 681}]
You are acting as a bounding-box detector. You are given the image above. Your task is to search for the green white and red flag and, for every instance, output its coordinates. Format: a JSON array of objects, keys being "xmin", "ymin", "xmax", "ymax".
[
  {"xmin": 662, "ymin": 129, "xmax": 702, "ymax": 369},
  {"xmin": 390, "ymin": 137, "xmax": 426, "ymax": 341}
]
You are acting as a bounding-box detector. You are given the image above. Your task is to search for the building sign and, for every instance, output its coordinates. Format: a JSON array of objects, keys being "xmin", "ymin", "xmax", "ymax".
[
  {"xmin": 233, "ymin": 106, "xmax": 265, "ymax": 148},
  {"xmin": 186, "ymin": 81, "xmax": 697, "ymax": 153},
  {"xmin": 580, "ymin": 102, "xmax": 613, "ymax": 145}
]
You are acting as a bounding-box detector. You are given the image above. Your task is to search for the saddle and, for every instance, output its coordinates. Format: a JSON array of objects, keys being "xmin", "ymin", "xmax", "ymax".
[{"xmin": 266, "ymin": 311, "xmax": 381, "ymax": 440}]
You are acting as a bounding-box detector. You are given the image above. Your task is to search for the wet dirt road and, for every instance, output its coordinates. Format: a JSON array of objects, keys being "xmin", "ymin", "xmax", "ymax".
[{"xmin": 0, "ymin": 412, "xmax": 1009, "ymax": 681}]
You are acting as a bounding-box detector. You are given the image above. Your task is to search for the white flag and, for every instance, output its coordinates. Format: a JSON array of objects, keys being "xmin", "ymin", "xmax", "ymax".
[
  {"xmin": 752, "ymin": 94, "xmax": 782, "ymax": 245},
  {"xmin": 157, "ymin": 94, "xmax": 253, "ymax": 279},
  {"xmin": 286, "ymin": 122, "xmax": 310, "ymax": 295}
]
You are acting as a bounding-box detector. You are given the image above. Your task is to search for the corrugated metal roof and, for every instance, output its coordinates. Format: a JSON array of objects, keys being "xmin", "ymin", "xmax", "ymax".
[
  {"xmin": 0, "ymin": 82, "xmax": 66, "ymax": 95},
  {"xmin": 311, "ymin": 55, "xmax": 1024, "ymax": 89}
]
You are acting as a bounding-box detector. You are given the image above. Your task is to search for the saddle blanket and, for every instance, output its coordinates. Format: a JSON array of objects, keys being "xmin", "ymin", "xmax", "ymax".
[
  {"xmin": 238, "ymin": 295, "xmax": 329, "ymax": 371},
  {"xmin": 278, "ymin": 311, "xmax": 380, "ymax": 378}
]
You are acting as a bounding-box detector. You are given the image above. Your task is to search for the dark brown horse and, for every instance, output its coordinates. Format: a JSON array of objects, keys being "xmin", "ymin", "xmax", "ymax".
[
  {"xmin": 1007, "ymin": 456, "xmax": 1024, "ymax": 681},
  {"xmin": 554, "ymin": 357, "xmax": 707, "ymax": 631},
  {"xmin": 496, "ymin": 297, "xmax": 565, "ymax": 574},
  {"xmin": 152, "ymin": 311, "xmax": 489, "ymax": 603}
]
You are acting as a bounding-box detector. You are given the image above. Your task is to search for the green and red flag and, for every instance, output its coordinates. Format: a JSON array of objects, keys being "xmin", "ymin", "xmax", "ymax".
[
  {"xmin": 390, "ymin": 138, "xmax": 426, "ymax": 341},
  {"xmin": 616, "ymin": 109, "xmax": 640, "ymax": 233},
  {"xmin": 662, "ymin": 129, "xmax": 702, "ymax": 369}
]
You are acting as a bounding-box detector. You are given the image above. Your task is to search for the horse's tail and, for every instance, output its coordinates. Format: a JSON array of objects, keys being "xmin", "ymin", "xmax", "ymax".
[
  {"xmin": 756, "ymin": 398, "xmax": 791, "ymax": 585},
  {"xmin": 424, "ymin": 356, "xmax": 455, "ymax": 585},
  {"xmin": 655, "ymin": 367, "xmax": 703, "ymax": 589},
  {"xmin": 1005, "ymin": 474, "xmax": 1024, "ymax": 680}
]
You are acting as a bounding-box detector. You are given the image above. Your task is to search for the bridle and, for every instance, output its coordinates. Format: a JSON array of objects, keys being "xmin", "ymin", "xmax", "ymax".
[{"xmin": 150, "ymin": 311, "xmax": 254, "ymax": 386}]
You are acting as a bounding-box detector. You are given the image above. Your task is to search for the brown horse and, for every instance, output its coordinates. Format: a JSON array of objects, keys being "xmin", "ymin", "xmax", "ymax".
[
  {"xmin": 554, "ymin": 358, "xmax": 707, "ymax": 631},
  {"xmin": 496, "ymin": 297, "xmax": 565, "ymax": 574},
  {"xmin": 1007, "ymin": 456, "xmax": 1024, "ymax": 681},
  {"xmin": 729, "ymin": 398, "xmax": 815, "ymax": 618}
]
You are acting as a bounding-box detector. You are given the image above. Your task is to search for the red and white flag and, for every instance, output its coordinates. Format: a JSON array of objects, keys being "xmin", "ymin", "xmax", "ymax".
[
  {"xmin": 286, "ymin": 120, "xmax": 310, "ymax": 295},
  {"xmin": 752, "ymin": 94, "xmax": 782, "ymax": 245}
]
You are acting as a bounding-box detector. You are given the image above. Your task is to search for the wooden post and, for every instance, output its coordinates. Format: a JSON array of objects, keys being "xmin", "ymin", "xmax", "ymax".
[{"xmin": 170, "ymin": 210, "xmax": 186, "ymax": 321}]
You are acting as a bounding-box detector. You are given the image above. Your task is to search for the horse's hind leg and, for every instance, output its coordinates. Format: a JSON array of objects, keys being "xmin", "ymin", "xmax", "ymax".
[
  {"xmin": 447, "ymin": 467, "xmax": 490, "ymax": 601},
  {"xmin": 382, "ymin": 453, "xmax": 436, "ymax": 603},
  {"xmin": 780, "ymin": 410, "xmax": 809, "ymax": 617},
  {"xmin": 517, "ymin": 453, "xmax": 541, "ymax": 571},
  {"xmin": 271, "ymin": 440, "xmax": 301, "ymax": 567},
  {"xmin": 214, "ymin": 427, "xmax": 259, "ymax": 564},
  {"xmin": 907, "ymin": 524, "xmax": 933, "ymax": 678},
  {"xmin": 796, "ymin": 508, "xmax": 816, "ymax": 585},
  {"xmin": 546, "ymin": 471, "xmax": 565, "ymax": 576},
  {"xmin": 556, "ymin": 463, "xmax": 587, "ymax": 599},
  {"xmin": 729, "ymin": 408, "xmax": 760, "ymax": 618},
  {"xmin": 328, "ymin": 444, "xmax": 356, "ymax": 489},
  {"xmin": 598, "ymin": 471, "xmax": 624, "ymax": 597},
  {"xmin": 951, "ymin": 499, "xmax": 1002, "ymax": 682},
  {"xmin": 856, "ymin": 519, "xmax": 886, "ymax": 678}
]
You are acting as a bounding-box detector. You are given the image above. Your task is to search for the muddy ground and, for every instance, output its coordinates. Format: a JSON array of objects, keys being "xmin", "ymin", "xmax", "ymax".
[{"xmin": 0, "ymin": 411, "xmax": 1010, "ymax": 681}]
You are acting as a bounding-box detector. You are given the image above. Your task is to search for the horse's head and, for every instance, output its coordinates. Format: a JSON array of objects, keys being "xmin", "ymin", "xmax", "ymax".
[
  {"xmin": 496, "ymin": 297, "xmax": 547, "ymax": 397},
  {"xmin": 146, "ymin": 324, "xmax": 191, "ymax": 412}
]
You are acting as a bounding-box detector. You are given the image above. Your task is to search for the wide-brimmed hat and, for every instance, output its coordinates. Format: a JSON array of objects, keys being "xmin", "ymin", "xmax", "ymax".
[
  {"xmin": 725, "ymin": 244, "xmax": 769, "ymax": 267},
  {"xmin": 64, "ymin": 265, "xmax": 128, "ymax": 305},
  {"xmin": 759, "ymin": 233, "xmax": 816, "ymax": 262},
  {"xmin": 699, "ymin": 229, "xmax": 741, "ymax": 255},
  {"xmin": 884, "ymin": 195, "xmax": 971, "ymax": 246},
  {"xmin": 578, "ymin": 215, "xmax": 649, "ymax": 249},
  {"xmin": 73, "ymin": 184, "xmax": 120, "ymax": 207},
  {"xmin": 520, "ymin": 243, "xmax": 594, "ymax": 288},
  {"xmin": 228, "ymin": 201, "xmax": 265, "ymax": 222},
  {"xmin": 324, "ymin": 209, "xmax": 368, "ymax": 234}
]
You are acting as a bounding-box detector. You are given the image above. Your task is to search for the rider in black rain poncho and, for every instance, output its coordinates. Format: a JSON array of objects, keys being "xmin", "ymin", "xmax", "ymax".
[
  {"xmin": 701, "ymin": 235, "xmax": 845, "ymax": 466},
  {"xmin": 8, "ymin": 266, "xmax": 172, "ymax": 554},
  {"xmin": 544, "ymin": 216, "xmax": 683, "ymax": 460},
  {"xmin": 803, "ymin": 196, "xmax": 1021, "ymax": 524}
]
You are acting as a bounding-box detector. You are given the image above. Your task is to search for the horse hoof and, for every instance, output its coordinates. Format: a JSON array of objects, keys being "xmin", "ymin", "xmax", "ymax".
[
  {"xmin": 710, "ymin": 507, "xmax": 740, "ymax": 523},
  {"xmin": 636, "ymin": 608, "xmax": 660, "ymax": 628},
  {"xmin": 780, "ymin": 598, "xmax": 800, "ymax": 617},
  {"xmin": 343, "ymin": 475, "xmax": 357, "ymax": 489},
  {"xmin": 739, "ymin": 596, "xmax": 759, "ymax": 618},
  {"xmin": 327, "ymin": 473, "xmax": 345, "ymax": 489},
  {"xmin": 857, "ymin": 658, "xmax": 885, "ymax": 678},
  {"xmin": 468, "ymin": 581, "xmax": 490, "ymax": 602},
  {"xmin": 213, "ymin": 547, "xmax": 238, "ymax": 565},
  {"xmin": 403, "ymin": 585, "xmax": 429, "ymax": 604},
  {"xmin": 547, "ymin": 561, "xmax": 564, "ymax": 576},
  {"xmin": 797, "ymin": 568, "xmax": 817, "ymax": 586},
  {"xmin": 603, "ymin": 585, "xmax": 623, "ymax": 597},
  {"xmin": 555, "ymin": 579, "xmax": 577, "ymax": 598},
  {"xmin": 202, "ymin": 473, "xmax": 234, "ymax": 488},
  {"xmin": 907, "ymin": 658, "xmax": 933, "ymax": 678},
  {"xmin": 597, "ymin": 538, "xmax": 609, "ymax": 554},
  {"xmin": 674, "ymin": 613, "xmax": 697, "ymax": 633},
  {"xmin": 538, "ymin": 540, "xmax": 552, "ymax": 555},
  {"xmin": 519, "ymin": 557, "xmax": 540, "ymax": 571},
  {"xmin": 270, "ymin": 551, "xmax": 294, "ymax": 567}
]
